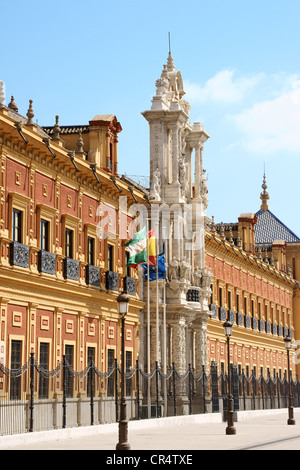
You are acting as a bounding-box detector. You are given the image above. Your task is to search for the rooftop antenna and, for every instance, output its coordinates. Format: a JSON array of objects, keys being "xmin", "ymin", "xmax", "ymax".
[{"xmin": 168, "ymin": 32, "xmax": 171, "ymax": 53}]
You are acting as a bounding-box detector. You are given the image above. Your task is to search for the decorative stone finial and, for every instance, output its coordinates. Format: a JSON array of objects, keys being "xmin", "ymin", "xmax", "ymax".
[
  {"xmin": 26, "ymin": 99, "xmax": 34, "ymax": 125},
  {"xmin": 210, "ymin": 216, "xmax": 216, "ymax": 235},
  {"xmin": 229, "ymin": 226, "xmax": 234, "ymax": 246},
  {"xmin": 167, "ymin": 51, "xmax": 175, "ymax": 71},
  {"xmin": 0, "ymin": 82, "xmax": 5, "ymax": 106},
  {"xmin": 236, "ymin": 231, "xmax": 242, "ymax": 248},
  {"xmin": 260, "ymin": 171, "xmax": 270, "ymax": 211},
  {"xmin": 8, "ymin": 96, "xmax": 18, "ymax": 113},
  {"xmin": 77, "ymin": 130, "xmax": 84, "ymax": 153},
  {"xmin": 257, "ymin": 246, "xmax": 262, "ymax": 259},
  {"xmin": 53, "ymin": 115, "xmax": 61, "ymax": 140},
  {"xmin": 219, "ymin": 222, "xmax": 225, "ymax": 240}
]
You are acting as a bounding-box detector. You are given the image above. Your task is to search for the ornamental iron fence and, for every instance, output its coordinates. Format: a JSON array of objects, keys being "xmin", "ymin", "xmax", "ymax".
[{"xmin": 0, "ymin": 354, "xmax": 299, "ymax": 436}]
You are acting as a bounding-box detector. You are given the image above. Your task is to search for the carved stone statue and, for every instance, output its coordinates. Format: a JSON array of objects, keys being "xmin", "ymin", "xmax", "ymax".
[
  {"xmin": 192, "ymin": 265, "xmax": 202, "ymax": 287},
  {"xmin": 155, "ymin": 65, "xmax": 169, "ymax": 97},
  {"xmin": 150, "ymin": 167, "xmax": 161, "ymax": 201},
  {"xmin": 169, "ymin": 256, "xmax": 179, "ymax": 280},
  {"xmin": 180, "ymin": 256, "xmax": 191, "ymax": 281},
  {"xmin": 201, "ymin": 267, "xmax": 213, "ymax": 289},
  {"xmin": 200, "ymin": 169, "xmax": 208, "ymax": 209},
  {"xmin": 179, "ymin": 158, "xmax": 188, "ymax": 197}
]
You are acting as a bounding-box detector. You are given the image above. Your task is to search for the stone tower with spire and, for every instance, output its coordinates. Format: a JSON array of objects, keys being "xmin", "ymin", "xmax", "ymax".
[{"xmin": 141, "ymin": 52, "xmax": 212, "ymax": 412}]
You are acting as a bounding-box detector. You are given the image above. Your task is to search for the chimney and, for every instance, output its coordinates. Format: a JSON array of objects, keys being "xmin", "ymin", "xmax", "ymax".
[{"xmin": 238, "ymin": 213, "xmax": 257, "ymax": 254}]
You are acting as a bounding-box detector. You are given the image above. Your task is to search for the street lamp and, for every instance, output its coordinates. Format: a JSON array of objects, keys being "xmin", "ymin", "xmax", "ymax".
[
  {"xmin": 116, "ymin": 292, "xmax": 131, "ymax": 450},
  {"xmin": 284, "ymin": 336, "xmax": 296, "ymax": 425},
  {"xmin": 223, "ymin": 320, "xmax": 236, "ymax": 435}
]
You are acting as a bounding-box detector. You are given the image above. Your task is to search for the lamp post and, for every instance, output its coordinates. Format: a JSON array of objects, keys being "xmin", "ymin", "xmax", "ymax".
[
  {"xmin": 284, "ymin": 336, "xmax": 296, "ymax": 425},
  {"xmin": 223, "ymin": 320, "xmax": 236, "ymax": 435},
  {"xmin": 116, "ymin": 291, "xmax": 131, "ymax": 450}
]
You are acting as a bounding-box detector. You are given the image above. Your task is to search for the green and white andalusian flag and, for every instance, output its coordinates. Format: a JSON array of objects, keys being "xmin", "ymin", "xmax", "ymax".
[{"xmin": 125, "ymin": 226, "xmax": 156, "ymax": 266}]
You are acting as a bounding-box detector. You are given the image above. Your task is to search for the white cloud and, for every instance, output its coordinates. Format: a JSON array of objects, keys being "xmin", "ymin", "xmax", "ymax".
[
  {"xmin": 228, "ymin": 76, "xmax": 300, "ymax": 154},
  {"xmin": 185, "ymin": 68, "xmax": 300, "ymax": 156},
  {"xmin": 184, "ymin": 69, "xmax": 264, "ymax": 104}
]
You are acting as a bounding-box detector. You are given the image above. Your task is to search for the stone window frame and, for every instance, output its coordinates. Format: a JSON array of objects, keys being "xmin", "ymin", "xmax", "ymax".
[
  {"xmin": 36, "ymin": 204, "xmax": 58, "ymax": 253},
  {"xmin": 250, "ymin": 294, "xmax": 257, "ymax": 318},
  {"xmin": 217, "ymin": 280, "xmax": 225, "ymax": 308},
  {"xmin": 106, "ymin": 239, "xmax": 117, "ymax": 273},
  {"xmin": 61, "ymin": 214, "xmax": 80, "ymax": 260},
  {"xmin": 226, "ymin": 284, "xmax": 234, "ymax": 311},
  {"xmin": 84, "ymin": 223, "xmax": 98, "ymax": 267},
  {"xmin": 8, "ymin": 192, "xmax": 31, "ymax": 245},
  {"xmin": 243, "ymin": 292, "xmax": 250, "ymax": 316}
]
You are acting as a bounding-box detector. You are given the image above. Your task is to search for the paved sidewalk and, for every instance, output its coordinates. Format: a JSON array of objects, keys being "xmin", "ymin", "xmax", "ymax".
[{"xmin": 1, "ymin": 408, "xmax": 300, "ymax": 450}]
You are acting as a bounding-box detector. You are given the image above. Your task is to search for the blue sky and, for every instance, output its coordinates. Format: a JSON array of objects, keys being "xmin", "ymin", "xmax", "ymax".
[{"xmin": 2, "ymin": 0, "xmax": 300, "ymax": 237}]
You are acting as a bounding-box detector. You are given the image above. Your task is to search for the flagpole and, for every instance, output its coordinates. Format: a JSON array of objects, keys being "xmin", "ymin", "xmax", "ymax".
[
  {"xmin": 146, "ymin": 217, "xmax": 151, "ymax": 419},
  {"xmin": 156, "ymin": 223, "xmax": 159, "ymax": 364},
  {"xmin": 163, "ymin": 239, "xmax": 167, "ymax": 416}
]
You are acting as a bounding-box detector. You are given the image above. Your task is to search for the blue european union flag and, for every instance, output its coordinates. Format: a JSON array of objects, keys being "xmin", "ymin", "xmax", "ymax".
[{"xmin": 142, "ymin": 243, "xmax": 166, "ymax": 281}]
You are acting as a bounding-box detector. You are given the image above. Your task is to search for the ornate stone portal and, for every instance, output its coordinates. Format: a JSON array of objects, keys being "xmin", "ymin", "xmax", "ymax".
[{"xmin": 141, "ymin": 53, "xmax": 212, "ymax": 411}]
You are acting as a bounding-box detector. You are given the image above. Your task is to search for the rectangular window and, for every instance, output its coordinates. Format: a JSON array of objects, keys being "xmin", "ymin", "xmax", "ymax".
[
  {"xmin": 107, "ymin": 244, "xmax": 113, "ymax": 271},
  {"xmin": 40, "ymin": 219, "xmax": 49, "ymax": 251},
  {"xmin": 107, "ymin": 349, "xmax": 114, "ymax": 397},
  {"xmin": 87, "ymin": 347, "xmax": 95, "ymax": 397},
  {"xmin": 109, "ymin": 142, "xmax": 113, "ymax": 170},
  {"xmin": 65, "ymin": 228, "xmax": 73, "ymax": 259},
  {"xmin": 219, "ymin": 287, "xmax": 222, "ymax": 307},
  {"xmin": 125, "ymin": 251, "xmax": 130, "ymax": 277},
  {"xmin": 227, "ymin": 291, "xmax": 231, "ymax": 310},
  {"xmin": 39, "ymin": 342, "xmax": 49, "ymax": 399},
  {"xmin": 10, "ymin": 340, "xmax": 22, "ymax": 400},
  {"xmin": 65, "ymin": 345, "xmax": 73, "ymax": 398},
  {"xmin": 87, "ymin": 237, "xmax": 95, "ymax": 266},
  {"xmin": 12, "ymin": 209, "xmax": 22, "ymax": 243}
]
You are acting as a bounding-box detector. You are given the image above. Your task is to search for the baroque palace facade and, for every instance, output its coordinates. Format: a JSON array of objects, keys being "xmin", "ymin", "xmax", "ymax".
[
  {"xmin": 0, "ymin": 92, "xmax": 145, "ymax": 398},
  {"xmin": 0, "ymin": 48, "xmax": 300, "ymax": 408},
  {"xmin": 206, "ymin": 175, "xmax": 300, "ymax": 379},
  {"xmin": 206, "ymin": 199, "xmax": 299, "ymax": 380}
]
